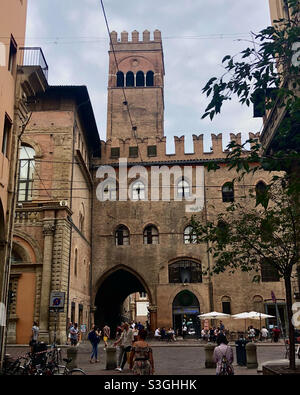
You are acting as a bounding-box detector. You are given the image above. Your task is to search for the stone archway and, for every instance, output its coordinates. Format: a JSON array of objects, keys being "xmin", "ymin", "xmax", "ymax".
[
  {"xmin": 94, "ymin": 266, "xmax": 152, "ymax": 336},
  {"xmin": 172, "ymin": 290, "xmax": 200, "ymax": 338}
]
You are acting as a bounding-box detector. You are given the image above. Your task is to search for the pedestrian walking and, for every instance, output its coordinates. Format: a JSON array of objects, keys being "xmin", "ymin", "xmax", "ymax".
[
  {"xmin": 272, "ymin": 326, "xmax": 281, "ymax": 343},
  {"xmin": 213, "ymin": 333, "xmax": 234, "ymax": 375},
  {"xmin": 115, "ymin": 324, "xmax": 122, "ymax": 340},
  {"xmin": 29, "ymin": 321, "xmax": 39, "ymax": 350},
  {"xmin": 129, "ymin": 329, "xmax": 154, "ymax": 375},
  {"xmin": 261, "ymin": 326, "xmax": 269, "ymax": 341},
  {"xmin": 70, "ymin": 323, "xmax": 79, "ymax": 346},
  {"xmin": 103, "ymin": 323, "xmax": 110, "ymax": 349},
  {"xmin": 248, "ymin": 326, "xmax": 256, "ymax": 342},
  {"xmin": 113, "ymin": 322, "xmax": 134, "ymax": 372},
  {"xmin": 88, "ymin": 325, "xmax": 101, "ymax": 363},
  {"xmin": 67, "ymin": 322, "xmax": 73, "ymax": 345}
]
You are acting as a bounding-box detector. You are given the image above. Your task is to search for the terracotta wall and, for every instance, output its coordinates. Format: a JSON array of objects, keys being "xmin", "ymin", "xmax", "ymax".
[{"xmin": 16, "ymin": 272, "xmax": 36, "ymax": 344}]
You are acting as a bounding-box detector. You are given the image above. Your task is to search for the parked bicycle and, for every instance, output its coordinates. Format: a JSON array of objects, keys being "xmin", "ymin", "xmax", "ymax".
[{"xmin": 2, "ymin": 343, "xmax": 86, "ymax": 375}]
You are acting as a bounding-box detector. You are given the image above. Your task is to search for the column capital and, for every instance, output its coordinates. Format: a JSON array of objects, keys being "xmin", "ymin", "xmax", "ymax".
[
  {"xmin": 147, "ymin": 305, "xmax": 158, "ymax": 313},
  {"xmin": 43, "ymin": 221, "xmax": 56, "ymax": 236}
]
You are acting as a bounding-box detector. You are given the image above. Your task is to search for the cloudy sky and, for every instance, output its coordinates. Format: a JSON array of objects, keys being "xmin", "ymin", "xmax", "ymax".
[{"xmin": 25, "ymin": 0, "xmax": 272, "ymax": 153}]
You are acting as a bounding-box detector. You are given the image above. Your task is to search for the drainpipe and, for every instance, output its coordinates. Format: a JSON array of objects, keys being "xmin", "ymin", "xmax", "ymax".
[
  {"xmin": 89, "ymin": 165, "xmax": 94, "ymax": 328},
  {"xmin": 203, "ymin": 169, "xmax": 214, "ymax": 312},
  {"xmin": 66, "ymin": 112, "xmax": 76, "ymax": 332}
]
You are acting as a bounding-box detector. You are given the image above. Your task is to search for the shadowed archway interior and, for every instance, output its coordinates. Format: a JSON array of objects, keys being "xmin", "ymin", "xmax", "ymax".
[{"xmin": 95, "ymin": 269, "xmax": 146, "ymax": 335}]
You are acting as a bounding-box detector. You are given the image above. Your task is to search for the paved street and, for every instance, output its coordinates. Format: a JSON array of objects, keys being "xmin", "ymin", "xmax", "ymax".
[{"xmin": 5, "ymin": 340, "xmax": 287, "ymax": 375}]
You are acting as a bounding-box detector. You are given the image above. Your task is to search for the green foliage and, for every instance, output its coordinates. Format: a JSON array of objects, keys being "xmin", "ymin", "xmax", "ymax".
[
  {"xmin": 201, "ymin": 1, "xmax": 300, "ymax": 171},
  {"xmin": 198, "ymin": 1, "xmax": 299, "ymax": 368},
  {"xmin": 190, "ymin": 181, "xmax": 299, "ymax": 279}
]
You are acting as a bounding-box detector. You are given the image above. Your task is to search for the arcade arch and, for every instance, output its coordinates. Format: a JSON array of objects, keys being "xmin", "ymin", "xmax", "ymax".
[{"xmin": 94, "ymin": 266, "xmax": 152, "ymax": 335}]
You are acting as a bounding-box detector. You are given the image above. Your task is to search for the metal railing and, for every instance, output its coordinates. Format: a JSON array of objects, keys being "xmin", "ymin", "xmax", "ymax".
[{"xmin": 18, "ymin": 47, "xmax": 48, "ymax": 80}]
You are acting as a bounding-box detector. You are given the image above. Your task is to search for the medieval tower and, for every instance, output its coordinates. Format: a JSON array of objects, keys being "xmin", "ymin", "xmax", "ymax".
[{"xmin": 107, "ymin": 29, "xmax": 164, "ymax": 140}]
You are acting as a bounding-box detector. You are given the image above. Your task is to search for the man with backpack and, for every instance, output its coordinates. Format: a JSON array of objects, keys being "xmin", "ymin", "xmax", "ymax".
[
  {"xmin": 88, "ymin": 325, "xmax": 101, "ymax": 363},
  {"xmin": 213, "ymin": 333, "xmax": 234, "ymax": 375}
]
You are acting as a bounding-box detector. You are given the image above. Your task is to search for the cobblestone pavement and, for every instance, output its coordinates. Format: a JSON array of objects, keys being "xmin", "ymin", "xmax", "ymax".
[{"xmin": 5, "ymin": 340, "xmax": 287, "ymax": 375}]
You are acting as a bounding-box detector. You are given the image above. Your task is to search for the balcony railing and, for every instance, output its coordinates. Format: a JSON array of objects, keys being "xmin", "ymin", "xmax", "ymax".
[{"xmin": 18, "ymin": 47, "xmax": 48, "ymax": 80}]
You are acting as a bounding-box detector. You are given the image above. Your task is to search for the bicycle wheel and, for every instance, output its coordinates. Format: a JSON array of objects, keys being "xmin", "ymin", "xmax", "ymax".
[
  {"xmin": 52, "ymin": 365, "xmax": 65, "ymax": 375},
  {"xmin": 67, "ymin": 368, "xmax": 86, "ymax": 375}
]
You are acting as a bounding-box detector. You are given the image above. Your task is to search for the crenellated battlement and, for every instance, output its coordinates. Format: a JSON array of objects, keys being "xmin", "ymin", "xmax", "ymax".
[
  {"xmin": 98, "ymin": 132, "xmax": 260, "ymax": 164},
  {"xmin": 110, "ymin": 30, "xmax": 162, "ymax": 45}
]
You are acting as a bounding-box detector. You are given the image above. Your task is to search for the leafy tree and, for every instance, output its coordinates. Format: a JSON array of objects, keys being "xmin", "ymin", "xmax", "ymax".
[
  {"xmin": 202, "ymin": 0, "xmax": 300, "ymax": 175},
  {"xmin": 191, "ymin": 180, "xmax": 299, "ymax": 369},
  {"xmin": 196, "ymin": 0, "xmax": 300, "ymax": 369}
]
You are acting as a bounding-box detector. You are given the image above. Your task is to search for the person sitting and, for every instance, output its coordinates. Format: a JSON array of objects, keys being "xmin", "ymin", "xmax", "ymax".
[
  {"xmin": 182, "ymin": 325, "xmax": 188, "ymax": 339},
  {"xmin": 154, "ymin": 328, "xmax": 161, "ymax": 341},
  {"xmin": 160, "ymin": 327, "xmax": 166, "ymax": 341},
  {"xmin": 167, "ymin": 328, "xmax": 176, "ymax": 342}
]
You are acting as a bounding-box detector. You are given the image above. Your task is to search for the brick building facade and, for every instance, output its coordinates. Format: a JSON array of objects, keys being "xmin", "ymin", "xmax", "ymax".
[
  {"xmin": 8, "ymin": 28, "xmax": 289, "ymax": 344},
  {"xmin": 91, "ymin": 30, "xmax": 287, "ymax": 336}
]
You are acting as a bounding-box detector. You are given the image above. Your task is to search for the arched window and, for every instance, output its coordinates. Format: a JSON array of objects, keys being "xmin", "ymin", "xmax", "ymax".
[
  {"xmin": 256, "ymin": 181, "xmax": 267, "ymax": 201},
  {"xmin": 126, "ymin": 71, "xmax": 134, "ymax": 87},
  {"xmin": 221, "ymin": 296, "xmax": 231, "ymax": 314},
  {"xmin": 116, "ymin": 71, "xmax": 124, "ymax": 87},
  {"xmin": 217, "ymin": 220, "xmax": 229, "ymax": 244},
  {"xmin": 146, "ymin": 71, "xmax": 154, "ymax": 86},
  {"xmin": 169, "ymin": 260, "xmax": 202, "ymax": 283},
  {"xmin": 177, "ymin": 178, "xmax": 190, "ymax": 198},
  {"xmin": 115, "ymin": 225, "xmax": 130, "ymax": 246},
  {"xmin": 131, "ymin": 181, "xmax": 146, "ymax": 200},
  {"xmin": 74, "ymin": 249, "xmax": 78, "ymax": 276},
  {"xmin": 143, "ymin": 225, "xmax": 159, "ymax": 245},
  {"xmin": 101, "ymin": 179, "xmax": 117, "ymax": 201},
  {"xmin": 222, "ymin": 182, "xmax": 234, "ymax": 202},
  {"xmin": 18, "ymin": 145, "xmax": 35, "ymax": 202},
  {"xmin": 253, "ymin": 295, "xmax": 264, "ymax": 313},
  {"xmin": 184, "ymin": 226, "xmax": 198, "ymax": 244},
  {"xmin": 136, "ymin": 71, "xmax": 145, "ymax": 87},
  {"xmin": 261, "ymin": 260, "xmax": 280, "ymax": 282}
]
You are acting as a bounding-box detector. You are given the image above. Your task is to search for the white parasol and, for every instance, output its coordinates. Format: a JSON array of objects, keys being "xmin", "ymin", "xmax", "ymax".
[
  {"xmin": 233, "ymin": 311, "xmax": 275, "ymax": 331},
  {"xmin": 198, "ymin": 311, "xmax": 231, "ymax": 319}
]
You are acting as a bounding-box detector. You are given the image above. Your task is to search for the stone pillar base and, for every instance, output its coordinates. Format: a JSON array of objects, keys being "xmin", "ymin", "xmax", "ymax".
[
  {"xmin": 67, "ymin": 346, "xmax": 78, "ymax": 369},
  {"xmin": 246, "ymin": 342, "xmax": 258, "ymax": 369},
  {"xmin": 7, "ymin": 317, "xmax": 18, "ymax": 344},
  {"xmin": 38, "ymin": 330, "xmax": 50, "ymax": 344},
  {"xmin": 204, "ymin": 343, "xmax": 216, "ymax": 368},
  {"xmin": 106, "ymin": 347, "xmax": 117, "ymax": 370}
]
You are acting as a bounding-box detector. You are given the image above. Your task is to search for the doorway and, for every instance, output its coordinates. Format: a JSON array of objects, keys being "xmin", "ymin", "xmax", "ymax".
[
  {"xmin": 172, "ymin": 290, "xmax": 200, "ymax": 338},
  {"xmin": 95, "ymin": 268, "xmax": 150, "ymax": 337}
]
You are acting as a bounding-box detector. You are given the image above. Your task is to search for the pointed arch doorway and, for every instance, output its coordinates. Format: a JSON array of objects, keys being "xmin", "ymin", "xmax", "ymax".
[
  {"xmin": 94, "ymin": 267, "xmax": 152, "ymax": 336},
  {"xmin": 172, "ymin": 290, "xmax": 200, "ymax": 338}
]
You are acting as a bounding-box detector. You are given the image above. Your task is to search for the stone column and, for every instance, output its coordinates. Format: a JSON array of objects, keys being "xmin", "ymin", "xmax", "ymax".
[
  {"xmin": 205, "ymin": 343, "xmax": 216, "ymax": 368},
  {"xmin": 39, "ymin": 220, "xmax": 55, "ymax": 343},
  {"xmin": 246, "ymin": 342, "xmax": 258, "ymax": 369},
  {"xmin": 148, "ymin": 305, "xmax": 157, "ymax": 332}
]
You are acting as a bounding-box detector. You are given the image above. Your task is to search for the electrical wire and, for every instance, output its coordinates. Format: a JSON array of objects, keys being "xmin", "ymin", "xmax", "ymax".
[{"xmin": 99, "ymin": 0, "xmax": 145, "ymax": 163}]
